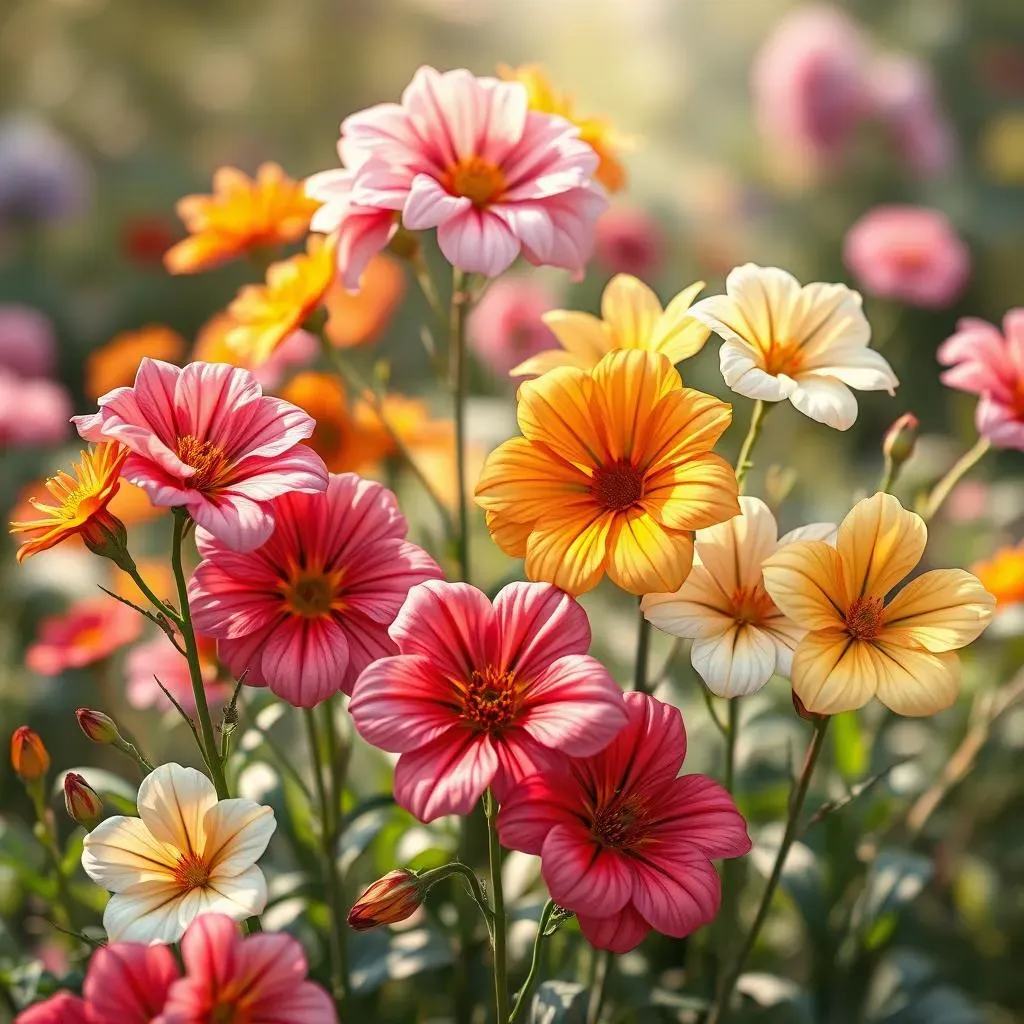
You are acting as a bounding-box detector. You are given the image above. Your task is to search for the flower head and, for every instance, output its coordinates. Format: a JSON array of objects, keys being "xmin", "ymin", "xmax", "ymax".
[
  {"xmin": 76, "ymin": 708, "xmax": 121, "ymax": 745},
  {"xmin": 688, "ymin": 264, "xmax": 898, "ymax": 430},
  {"xmin": 323, "ymin": 254, "xmax": 405, "ymax": 348},
  {"xmin": 164, "ymin": 162, "xmax": 319, "ymax": 274},
  {"xmin": 348, "ymin": 869, "xmax": 424, "ymax": 931},
  {"xmin": 189, "ymin": 473, "xmax": 442, "ymax": 707},
  {"xmin": 349, "ymin": 580, "xmax": 628, "ymax": 821},
  {"xmin": 467, "ymin": 276, "xmax": 559, "ymax": 378},
  {"xmin": 27, "ymin": 598, "xmax": 142, "ymax": 676},
  {"xmin": 10, "ymin": 726, "xmax": 49, "ymax": 782},
  {"xmin": 85, "ymin": 326, "xmax": 186, "ymax": 401},
  {"xmin": 476, "ymin": 349, "xmax": 740, "ymax": 596},
  {"xmin": 307, "ymin": 66, "xmax": 607, "ymax": 288},
  {"xmin": 972, "ymin": 544, "xmax": 1024, "ymax": 608},
  {"xmin": 82, "ymin": 763, "xmax": 276, "ymax": 943},
  {"xmin": 642, "ymin": 497, "xmax": 835, "ymax": 696},
  {"xmin": 73, "ymin": 358, "xmax": 329, "ymax": 552},
  {"xmin": 762, "ymin": 492, "xmax": 994, "ymax": 716},
  {"xmin": 498, "ymin": 692, "xmax": 750, "ymax": 953},
  {"xmin": 594, "ymin": 207, "xmax": 666, "ymax": 280},
  {"xmin": 512, "ymin": 274, "xmax": 709, "ymax": 377},
  {"xmin": 125, "ymin": 631, "xmax": 228, "ymax": 714}
]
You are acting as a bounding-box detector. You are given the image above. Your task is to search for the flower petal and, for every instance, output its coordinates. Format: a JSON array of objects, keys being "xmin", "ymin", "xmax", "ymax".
[
  {"xmin": 393, "ymin": 731, "xmax": 498, "ymax": 822},
  {"xmin": 881, "ymin": 568, "xmax": 994, "ymax": 652},
  {"xmin": 872, "ymin": 641, "xmax": 962, "ymax": 716},
  {"xmin": 790, "ymin": 632, "xmax": 879, "ymax": 714},
  {"xmin": 642, "ymin": 452, "xmax": 740, "ymax": 532},
  {"xmin": 525, "ymin": 507, "xmax": 614, "ymax": 597},
  {"xmin": 260, "ymin": 617, "xmax": 350, "ymax": 708},
  {"xmin": 789, "ymin": 376, "xmax": 860, "ymax": 430},
  {"xmin": 641, "ymin": 566, "xmax": 734, "ymax": 640},
  {"xmin": 102, "ymin": 882, "xmax": 191, "ymax": 944},
  {"xmin": 515, "ymin": 365, "xmax": 605, "ymax": 467},
  {"xmin": 648, "ymin": 281, "xmax": 711, "ymax": 363},
  {"xmin": 576, "ymin": 903, "xmax": 652, "ymax": 953},
  {"xmin": 762, "ymin": 540, "xmax": 847, "ymax": 630},
  {"xmin": 691, "ymin": 625, "xmax": 778, "ymax": 697},
  {"xmin": 605, "ymin": 508, "xmax": 695, "ymax": 596},
  {"xmin": 540, "ymin": 823, "xmax": 633, "ymax": 915},
  {"xmin": 497, "ymin": 771, "xmax": 581, "ymax": 855},
  {"xmin": 82, "ymin": 816, "xmax": 178, "ymax": 891},
  {"xmin": 719, "ymin": 342, "xmax": 797, "ymax": 401},
  {"xmin": 203, "ymin": 799, "xmax": 276, "ymax": 876},
  {"xmin": 492, "ymin": 581, "xmax": 592, "ymax": 677},
  {"xmin": 541, "ymin": 309, "xmax": 614, "ymax": 365},
  {"xmin": 629, "ymin": 849, "xmax": 722, "ymax": 938},
  {"xmin": 651, "ymin": 774, "xmax": 752, "ymax": 859},
  {"xmin": 600, "ymin": 274, "xmax": 664, "ymax": 348},
  {"xmin": 136, "ymin": 763, "xmax": 218, "ymax": 856}
]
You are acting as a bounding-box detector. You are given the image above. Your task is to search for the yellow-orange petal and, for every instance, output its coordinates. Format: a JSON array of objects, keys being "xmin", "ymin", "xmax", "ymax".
[
  {"xmin": 516, "ymin": 365, "xmax": 605, "ymax": 468},
  {"xmin": 790, "ymin": 631, "xmax": 877, "ymax": 714},
  {"xmin": 525, "ymin": 508, "xmax": 614, "ymax": 597},
  {"xmin": 971, "ymin": 545, "xmax": 1024, "ymax": 606},
  {"xmin": 605, "ymin": 508, "xmax": 694, "ymax": 596},
  {"xmin": 538, "ymin": 310, "xmax": 615, "ymax": 369},
  {"xmin": 648, "ymin": 281, "xmax": 711, "ymax": 364},
  {"xmin": 323, "ymin": 254, "xmax": 405, "ymax": 349},
  {"xmin": 762, "ymin": 540, "xmax": 848, "ymax": 631},
  {"xmin": 485, "ymin": 511, "xmax": 532, "ymax": 559},
  {"xmin": 85, "ymin": 326, "xmax": 186, "ymax": 401},
  {"xmin": 872, "ymin": 640, "xmax": 962, "ymax": 717},
  {"xmin": 638, "ymin": 385, "xmax": 734, "ymax": 471},
  {"xmin": 643, "ymin": 452, "xmax": 740, "ymax": 532},
  {"xmin": 600, "ymin": 275, "xmax": 665, "ymax": 350},
  {"xmin": 510, "ymin": 347, "xmax": 595, "ymax": 377},
  {"xmin": 881, "ymin": 568, "xmax": 994, "ymax": 653}
]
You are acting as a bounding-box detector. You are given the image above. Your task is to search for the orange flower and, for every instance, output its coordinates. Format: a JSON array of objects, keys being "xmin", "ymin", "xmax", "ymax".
[
  {"xmin": 972, "ymin": 543, "xmax": 1024, "ymax": 607},
  {"xmin": 323, "ymin": 254, "xmax": 405, "ymax": 348},
  {"xmin": 10, "ymin": 726, "xmax": 49, "ymax": 782},
  {"xmin": 10, "ymin": 444, "xmax": 129, "ymax": 563},
  {"xmin": 475, "ymin": 350, "xmax": 740, "ymax": 596},
  {"xmin": 164, "ymin": 162, "xmax": 319, "ymax": 274},
  {"xmin": 226, "ymin": 234, "xmax": 336, "ymax": 366},
  {"xmin": 85, "ymin": 326, "xmax": 186, "ymax": 400}
]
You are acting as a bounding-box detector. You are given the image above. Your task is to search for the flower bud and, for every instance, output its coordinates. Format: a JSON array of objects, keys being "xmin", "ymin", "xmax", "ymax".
[
  {"xmin": 76, "ymin": 708, "xmax": 121, "ymax": 745},
  {"xmin": 81, "ymin": 510, "xmax": 134, "ymax": 571},
  {"xmin": 792, "ymin": 690, "xmax": 828, "ymax": 723},
  {"xmin": 348, "ymin": 869, "xmax": 423, "ymax": 931},
  {"xmin": 64, "ymin": 773, "xmax": 102, "ymax": 827},
  {"xmin": 882, "ymin": 413, "xmax": 919, "ymax": 469},
  {"xmin": 10, "ymin": 726, "xmax": 49, "ymax": 782}
]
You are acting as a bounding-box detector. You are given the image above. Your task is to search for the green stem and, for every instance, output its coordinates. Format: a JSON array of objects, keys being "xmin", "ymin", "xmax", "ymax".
[
  {"xmin": 633, "ymin": 605, "xmax": 652, "ymax": 694},
  {"xmin": 878, "ymin": 457, "xmax": 898, "ymax": 496},
  {"xmin": 450, "ymin": 268, "xmax": 472, "ymax": 582},
  {"xmin": 734, "ymin": 400, "xmax": 769, "ymax": 494},
  {"xmin": 411, "ymin": 248, "xmax": 448, "ymax": 329},
  {"xmin": 586, "ymin": 948, "xmax": 612, "ymax": 1024},
  {"xmin": 509, "ymin": 900, "xmax": 556, "ymax": 1024},
  {"xmin": 723, "ymin": 700, "xmax": 738, "ymax": 795},
  {"xmin": 123, "ymin": 561, "xmax": 177, "ymax": 619},
  {"xmin": 29, "ymin": 787, "xmax": 76, "ymax": 931},
  {"xmin": 485, "ymin": 791, "xmax": 510, "ymax": 1024},
  {"xmin": 920, "ymin": 436, "xmax": 990, "ymax": 523}
]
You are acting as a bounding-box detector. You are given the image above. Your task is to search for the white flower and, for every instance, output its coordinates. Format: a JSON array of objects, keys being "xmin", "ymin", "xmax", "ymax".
[
  {"xmin": 641, "ymin": 497, "xmax": 835, "ymax": 696},
  {"xmin": 688, "ymin": 263, "xmax": 898, "ymax": 430},
  {"xmin": 82, "ymin": 763, "xmax": 276, "ymax": 944}
]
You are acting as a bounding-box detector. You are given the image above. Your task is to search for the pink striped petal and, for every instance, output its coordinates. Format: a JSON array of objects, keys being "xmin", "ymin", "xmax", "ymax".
[
  {"xmin": 648, "ymin": 776, "xmax": 753, "ymax": 860},
  {"xmin": 393, "ymin": 730, "xmax": 498, "ymax": 821},
  {"xmin": 437, "ymin": 208, "xmax": 520, "ymax": 278},
  {"xmin": 629, "ymin": 849, "xmax": 722, "ymax": 938},
  {"xmin": 261, "ymin": 618, "xmax": 349, "ymax": 707},
  {"xmin": 496, "ymin": 772, "xmax": 580, "ymax": 855},
  {"xmin": 491, "ymin": 581, "xmax": 591, "ymax": 677},
  {"xmin": 539, "ymin": 823, "xmax": 633, "ymax": 915},
  {"xmin": 576, "ymin": 903, "xmax": 652, "ymax": 954}
]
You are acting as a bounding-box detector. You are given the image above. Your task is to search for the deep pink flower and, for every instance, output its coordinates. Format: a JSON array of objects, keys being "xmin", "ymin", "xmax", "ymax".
[
  {"xmin": 349, "ymin": 580, "xmax": 629, "ymax": 822},
  {"xmin": 593, "ymin": 207, "xmax": 666, "ymax": 280},
  {"xmin": 0, "ymin": 370, "xmax": 71, "ymax": 447},
  {"xmin": 189, "ymin": 473, "xmax": 442, "ymax": 707},
  {"xmin": 26, "ymin": 598, "xmax": 142, "ymax": 676},
  {"xmin": 125, "ymin": 631, "xmax": 229, "ymax": 713},
  {"xmin": 467, "ymin": 276, "xmax": 558, "ymax": 377},
  {"xmin": 16, "ymin": 993, "xmax": 88, "ymax": 1024},
  {"xmin": 843, "ymin": 205, "xmax": 970, "ymax": 308},
  {"xmin": 938, "ymin": 309, "xmax": 1024, "ymax": 449},
  {"xmin": 307, "ymin": 65, "xmax": 607, "ymax": 288},
  {"xmin": 0, "ymin": 304, "xmax": 57, "ymax": 378},
  {"xmin": 72, "ymin": 358, "xmax": 328, "ymax": 552},
  {"xmin": 498, "ymin": 692, "xmax": 751, "ymax": 953}
]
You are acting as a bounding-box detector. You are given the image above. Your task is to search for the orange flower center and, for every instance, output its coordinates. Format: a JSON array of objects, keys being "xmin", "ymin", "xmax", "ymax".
[
  {"xmin": 762, "ymin": 339, "xmax": 804, "ymax": 377},
  {"xmin": 281, "ymin": 568, "xmax": 342, "ymax": 619},
  {"xmin": 591, "ymin": 461, "xmax": 645, "ymax": 511},
  {"xmin": 845, "ymin": 596, "xmax": 885, "ymax": 640},
  {"xmin": 462, "ymin": 665, "xmax": 520, "ymax": 730},
  {"xmin": 177, "ymin": 435, "xmax": 231, "ymax": 490},
  {"xmin": 444, "ymin": 156, "xmax": 507, "ymax": 207},
  {"xmin": 592, "ymin": 795, "xmax": 650, "ymax": 851},
  {"xmin": 730, "ymin": 584, "xmax": 776, "ymax": 625},
  {"xmin": 173, "ymin": 852, "xmax": 211, "ymax": 892}
]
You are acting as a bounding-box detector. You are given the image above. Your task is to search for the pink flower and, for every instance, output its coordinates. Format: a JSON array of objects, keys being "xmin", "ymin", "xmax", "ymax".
[
  {"xmin": 189, "ymin": 473, "xmax": 442, "ymax": 707},
  {"xmin": 307, "ymin": 65, "xmax": 607, "ymax": 288},
  {"xmin": 498, "ymin": 692, "xmax": 751, "ymax": 953},
  {"xmin": 27, "ymin": 598, "xmax": 142, "ymax": 676},
  {"xmin": 0, "ymin": 304, "xmax": 57, "ymax": 377},
  {"xmin": 349, "ymin": 580, "xmax": 629, "ymax": 822},
  {"xmin": 938, "ymin": 309, "xmax": 1024, "ymax": 449},
  {"xmin": 466, "ymin": 276, "xmax": 558, "ymax": 377},
  {"xmin": 593, "ymin": 207, "xmax": 666, "ymax": 280},
  {"xmin": 16, "ymin": 993, "xmax": 88, "ymax": 1024},
  {"xmin": 125, "ymin": 631, "xmax": 229, "ymax": 713},
  {"xmin": 72, "ymin": 358, "xmax": 329, "ymax": 552},
  {"xmin": 155, "ymin": 913, "xmax": 336, "ymax": 1024},
  {"xmin": 252, "ymin": 329, "xmax": 319, "ymax": 391},
  {"xmin": 0, "ymin": 370, "xmax": 71, "ymax": 447},
  {"xmin": 843, "ymin": 206, "xmax": 970, "ymax": 308}
]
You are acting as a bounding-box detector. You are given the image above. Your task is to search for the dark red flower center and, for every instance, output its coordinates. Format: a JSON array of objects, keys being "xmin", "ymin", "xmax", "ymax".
[
  {"xmin": 591, "ymin": 795, "xmax": 650, "ymax": 851},
  {"xmin": 462, "ymin": 665, "xmax": 519, "ymax": 731},
  {"xmin": 591, "ymin": 460, "xmax": 644, "ymax": 511},
  {"xmin": 845, "ymin": 596, "xmax": 884, "ymax": 640}
]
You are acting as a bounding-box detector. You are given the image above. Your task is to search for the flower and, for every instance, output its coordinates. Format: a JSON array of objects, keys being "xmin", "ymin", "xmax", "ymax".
[
  {"xmin": 82, "ymin": 763, "xmax": 276, "ymax": 943},
  {"xmin": 593, "ymin": 207, "xmax": 666, "ymax": 280},
  {"xmin": 498, "ymin": 692, "xmax": 751, "ymax": 953},
  {"xmin": 937, "ymin": 309, "xmax": 1024, "ymax": 449},
  {"xmin": 642, "ymin": 497, "xmax": 835, "ymax": 697},
  {"xmin": 0, "ymin": 304, "xmax": 56, "ymax": 378},
  {"xmin": 348, "ymin": 869, "xmax": 424, "ymax": 931},
  {"xmin": 349, "ymin": 580, "xmax": 628, "ymax": 821},
  {"xmin": 225, "ymin": 234, "xmax": 337, "ymax": 366},
  {"xmin": 688, "ymin": 264, "xmax": 898, "ymax": 430},
  {"xmin": 15, "ymin": 992, "xmax": 89, "ymax": 1023},
  {"xmin": 125, "ymin": 631, "xmax": 229, "ymax": 714},
  {"xmin": 76, "ymin": 708, "xmax": 121, "ymax": 745},
  {"xmin": 154, "ymin": 913, "xmax": 336, "ymax": 1023},
  {"xmin": 511, "ymin": 274, "xmax": 709, "ymax": 377},
  {"xmin": 189, "ymin": 473, "xmax": 442, "ymax": 707},
  {"xmin": 467, "ymin": 276, "xmax": 559, "ymax": 377},
  {"xmin": 843, "ymin": 206, "xmax": 970, "ymax": 308},
  {"xmin": 306, "ymin": 65, "xmax": 607, "ymax": 288},
  {"xmin": 85, "ymin": 326, "xmax": 186, "ymax": 401},
  {"xmin": 73, "ymin": 358, "xmax": 329, "ymax": 552},
  {"xmin": 64, "ymin": 772, "xmax": 103, "ymax": 826},
  {"xmin": 27, "ymin": 598, "xmax": 142, "ymax": 676},
  {"xmin": 972, "ymin": 544, "xmax": 1024, "ymax": 608},
  {"xmin": 0, "ymin": 370, "xmax": 71, "ymax": 446},
  {"xmin": 761, "ymin": 492, "xmax": 994, "ymax": 716},
  {"xmin": 323, "ymin": 253, "xmax": 405, "ymax": 348},
  {"xmin": 164, "ymin": 162, "xmax": 319, "ymax": 274},
  {"xmin": 10, "ymin": 726, "xmax": 49, "ymax": 781},
  {"xmin": 10, "ymin": 443, "xmax": 129, "ymax": 563},
  {"xmin": 475, "ymin": 349, "xmax": 740, "ymax": 596},
  {"xmin": 882, "ymin": 412, "xmax": 920, "ymax": 467}
]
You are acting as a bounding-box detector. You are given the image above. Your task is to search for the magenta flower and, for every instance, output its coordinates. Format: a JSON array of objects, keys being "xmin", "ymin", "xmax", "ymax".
[
  {"xmin": 154, "ymin": 913, "xmax": 336, "ymax": 1023},
  {"xmin": 466, "ymin": 276, "xmax": 558, "ymax": 378},
  {"xmin": 843, "ymin": 205, "xmax": 970, "ymax": 308},
  {"xmin": 349, "ymin": 580, "xmax": 629, "ymax": 822},
  {"xmin": 938, "ymin": 309, "xmax": 1024, "ymax": 449},
  {"xmin": 498, "ymin": 692, "xmax": 751, "ymax": 953},
  {"xmin": 307, "ymin": 65, "xmax": 607, "ymax": 288},
  {"xmin": 189, "ymin": 473, "xmax": 442, "ymax": 708},
  {"xmin": 73, "ymin": 358, "xmax": 328, "ymax": 552}
]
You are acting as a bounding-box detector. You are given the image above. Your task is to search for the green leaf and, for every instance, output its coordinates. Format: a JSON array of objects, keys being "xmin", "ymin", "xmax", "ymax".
[
  {"xmin": 530, "ymin": 980, "xmax": 588, "ymax": 1024},
  {"xmin": 348, "ymin": 926, "xmax": 453, "ymax": 995},
  {"xmin": 853, "ymin": 850, "xmax": 932, "ymax": 939},
  {"xmin": 832, "ymin": 711, "xmax": 867, "ymax": 783}
]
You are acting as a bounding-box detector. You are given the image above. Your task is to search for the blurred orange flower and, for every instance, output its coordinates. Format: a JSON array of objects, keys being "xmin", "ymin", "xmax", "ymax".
[
  {"xmin": 85, "ymin": 325, "xmax": 186, "ymax": 400},
  {"xmin": 164, "ymin": 162, "xmax": 319, "ymax": 274},
  {"xmin": 323, "ymin": 254, "xmax": 405, "ymax": 348},
  {"xmin": 972, "ymin": 544, "xmax": 1024, "ymax": 607},
  {"xmin": 26, "ymin": 597, "xmax": 142, "ymax": 676}
]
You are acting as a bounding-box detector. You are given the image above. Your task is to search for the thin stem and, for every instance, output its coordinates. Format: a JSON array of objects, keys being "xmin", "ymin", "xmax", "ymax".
[
  {"xmin": 411, "ymin": 248, "xmax": 448, "ymax": 329},
  {"xmin": 633, "ymin": 605, "xmax": 652, "ymax": 694},
  {"xmin": 878, "ymin": 457, "xmax": 897, "ymax": 497},
  {"xmin": 723, "ymin": 700, "xmax": 739, "ymax": 795},
  {"xmin": 450, "ymin": 268, "xmax": 472, "ymax": 582},
  {"xmin": 123, "ymin": 561, "xmax": 177, "ymax": 621},
  {"xmin": 920, "ymin": 436, "xmax": 990, "ymax": 522},
  {"xmin": 734, "ymin": 400, "xmax": 769, "ymax": 493},
  {"xmin": 485, "ymin": 791, "xmax": 510, "ymax": 1024},
  {"xmin": 29, "ymin": 786, "xmax": 76, "ymax": 931},
  {"xmin": 508, "ymin": 900, "xmax": 556, "ymax": 1023},
  {"xmin": 586, "ymin": 949, "xmax": 613, "ymax": 1024},
  {"xmin": 707, "ymin": 718, "xmax": 831, "ymax": 1024}
]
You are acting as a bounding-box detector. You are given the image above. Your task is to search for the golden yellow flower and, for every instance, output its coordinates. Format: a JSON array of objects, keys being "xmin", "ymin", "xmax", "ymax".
[
  {"xmin": 972, "ymin": 544, "xmax": 1024, "ymax": 607},
  {"xmin": 323, "ymin": 254, "xmax": 405, "ymax": 349},
  {"xmin": 85, "ymin": 325, "xmax": 186, "ymax": 401},
  {"xmin": 762, "ymin": 492, "xmax": 994, "ymax": 717},
  {"xmin": 512, "ymin": 274, "xmax": 709, "ymax": 377},
  {"xmin": 476, "ymin": 349, "xmax": 739, "ymax": 596},
  {"xmin": 164, "ymin": 162, "xmax": 319, "ymax": 274}
]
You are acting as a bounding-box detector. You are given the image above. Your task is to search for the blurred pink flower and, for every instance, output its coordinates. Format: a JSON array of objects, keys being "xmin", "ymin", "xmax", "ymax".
[
  {"xmin": 593, "ymin": 206, "xmax": 666, "ymax": 280},
  {"xmin": 843, "ymin": 206, "xmax": 970, "ymax": 308},
  {"xmin": 467, "ymin": 276, "xmax": 558, "ymax": 377},
  {"xmin": 27, "ymin": 598, "xmax": 142, "ymax": 676},
  {"xmin": 938, "ymin": 310, "xmax": 1024, "ymax": 449},
  {"xmin": 0, "ymin": 370, "xmax": 71, "ymax": 446},
  {"xmin": 125, "ymin": 632, "xmax": 229, "ymax": 713},
  {"xmin": 73, "ymin": 358, "xmax": 328, "ymax": 552},
  {"xmin": 0, "ymin": 304, "xmax": 56, "ymax": 377},
  {"xmin": 254, "ymin": 328, "xmax": 319, "ymax": 390},
  {"xmin": 307, "ymin": 65, "xmax": 607, "ymax": 287},
  {"xmin": 15, "ymin": 993, "xmax": 88, "ymax": 1023}
]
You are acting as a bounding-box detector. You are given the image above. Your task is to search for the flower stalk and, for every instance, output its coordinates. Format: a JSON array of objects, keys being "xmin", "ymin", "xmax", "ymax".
[
  {"xmin": 450, "ymin": 268, "xmax": 472, "ymax": 582},
  {"xmin": 485, "ymin": 789, "xmax": 510, "ymax": 1024},
  {"xmin": 920, "ymin": 435, "xmax": 990, "ymax": 522},
  {"xmin": 509, "ymin": 900, "xmax": 557, "ymax": 1024}
]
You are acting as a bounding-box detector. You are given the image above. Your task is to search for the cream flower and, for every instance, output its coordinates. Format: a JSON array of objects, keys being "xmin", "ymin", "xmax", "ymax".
[
  {"xmin": 688, "ymin": 263, "xmax": 898, "ymax": 430},
  {"xmin": 762, "ymin": 492, "xmax": 995, "ymax": 716},
  {"xmin": 510, "ymin": 274, "xmax": 710, "ymax": 377},
  {"xmin": 642, "ymin": 497, "xmax": 834, "ymax": 696},
  {"xmin": 82, "ymin": 763, "xmax": 276, "ymax": 944}
]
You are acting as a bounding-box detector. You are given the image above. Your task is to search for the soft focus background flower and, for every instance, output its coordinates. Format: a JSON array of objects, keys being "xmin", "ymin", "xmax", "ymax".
[{"xmin": 467, "ymin": 275, "xmax": 558, "ymax": 377}]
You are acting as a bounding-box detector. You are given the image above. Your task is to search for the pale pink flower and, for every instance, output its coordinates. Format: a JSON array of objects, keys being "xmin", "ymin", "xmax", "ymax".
[
  {"xmin": 27, "ymin": 598, "xmax": 142, "ymax": 676},
  {"xmin": 349, "ymin": 580, "xmax": 629, "ymax": 822},
  {"xmin": 938, "ymin": 309, "xmax": 1024, "ymax": 449},
  {"xmin": 125, "ymin": 632, "xmax": 229, "ymax": 713},
  {"xmin": 307, "ymin": 65, "xmax": 607, "ymax": 288},
  {"xmin": 844, "ymin": 206, "xmax": 970, "ymax": 308},
  {"xmin": 73, "ymin": 358, "xmax": 329, "ymax": 552},
  {"xmin": 189, "ymin": 473, "xmax": 442, "ymax": 708},
  {"xmin": 0, "ymin": 370, "xmax": 71, "ymax": 446},
  {"xmin": 466, "ymin": 276, "xmax": 558, "ymax": 377},
  {"xmin": 593, "ymin": 206, "xmax": 666, "ymax": 280},
  {"xmin": 155, "ymin": 913, "xmax": 336, "ymax": 1024},
  {"xmin": 0, "ymin": 304, "xmax": 57, "ymax": 377},
  {"xmin": 252, "ymin": 328, "xmax": 319, "ymax": 390},
  {"xmin": 498, "ymin": 692, "xmax": 750, "ymax": 953}
]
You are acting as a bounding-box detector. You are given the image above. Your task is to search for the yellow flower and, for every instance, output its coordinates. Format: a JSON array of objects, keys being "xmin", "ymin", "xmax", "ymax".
[
  {"xmin": 762, "ymin": 492, "xmax": 994, "ymax": 717},
  {"xmin": 85, "ymin": 326, "xmax": 186, "ymax": 401},
  {"xmin": 511, "ymin": 274, "xmax": 710, "ymax": 377},
  {"xmin": 498, "ymin": 64, "xmax": 628, "ymax": 193},
  {"xmin": 164, "ymin": 162, "xmax": 319, "ymax": 274},
  {"xmin": 475, "ymin": 349, "xmax": 739, "ymax": 596},
  {"xmin": 972, "ymin": 544, "xmax": 1024, "ymax": 607}
]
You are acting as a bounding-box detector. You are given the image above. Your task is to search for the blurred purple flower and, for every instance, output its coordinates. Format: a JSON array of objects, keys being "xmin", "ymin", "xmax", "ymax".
[
  {"xmin": 0, "ymin": 304, "xmax": 57, "ymax": 378},
  {"xmin": 594, "ymin": 207, "xmax": 666, "ymax": 281},
  {"xmin": 0, "ymin": 369, "xmax": 71, "ymax": 446},
  {"xmin": 467, "ymin": 277, "xmax": 558, "ymax": 378}
]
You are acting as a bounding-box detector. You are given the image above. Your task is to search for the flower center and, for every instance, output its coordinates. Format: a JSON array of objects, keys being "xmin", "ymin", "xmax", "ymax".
[
  {"xmin": 176, "ymin": 435, "xmax": 230, "ymax": 491},
  {"xmin": 591, "ymin": 460, "xmax": 644, "ymax": 511},
  {"xmin": 462, "ymin": 665, "xmax": 519, "ymax": 730},
  {"xmin": 445, "ymin": 156, "xmax": 507, "ymax": 207},
  {"xmin": 592, "ymin": 796, "xmax": 649, "ymax": 851},
  {"xmin": 762, "ymin": 339, "xmax": 804, "ymax": 377},
  {"xmin": 730, "ymin": 584, "xmax": 776, "ymax": 625},
  {"xmin": 210, "ymin": 1004, "xmax": 237, "ymax": 1024},
  {"xmin": 173, "ymin": 852, "xmax": 211, "ymax": 892},
  {"xmin": 282, "ymin": 569, "xmax": 340, "ymax": 618},
  {"xmin": 845, "ymin": 596, "xmax": 884, "ymax": 640}
]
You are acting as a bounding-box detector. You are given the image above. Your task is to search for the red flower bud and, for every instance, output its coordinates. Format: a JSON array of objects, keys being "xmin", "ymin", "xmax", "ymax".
[
  {"xmin": 10, "ymin": 726, "xmax": 49, "ymax": 782},
  {"xmin": 882, "ymin": 413, "xmax": 919, "ymax": 467},
  {"xmin": 348, "ymin": 869, "xmax": 423, "ymax": 931},
  {"xmin": 75, "ymin": 708, "xmax": 121, "ymax": 745},
  {"xmin": 64, "ymin": 773, "xmax": 102, "ymax": 826},
  {"xmin": 792, "ymin": 690, "xmax": 828, "ymax": 723}
]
